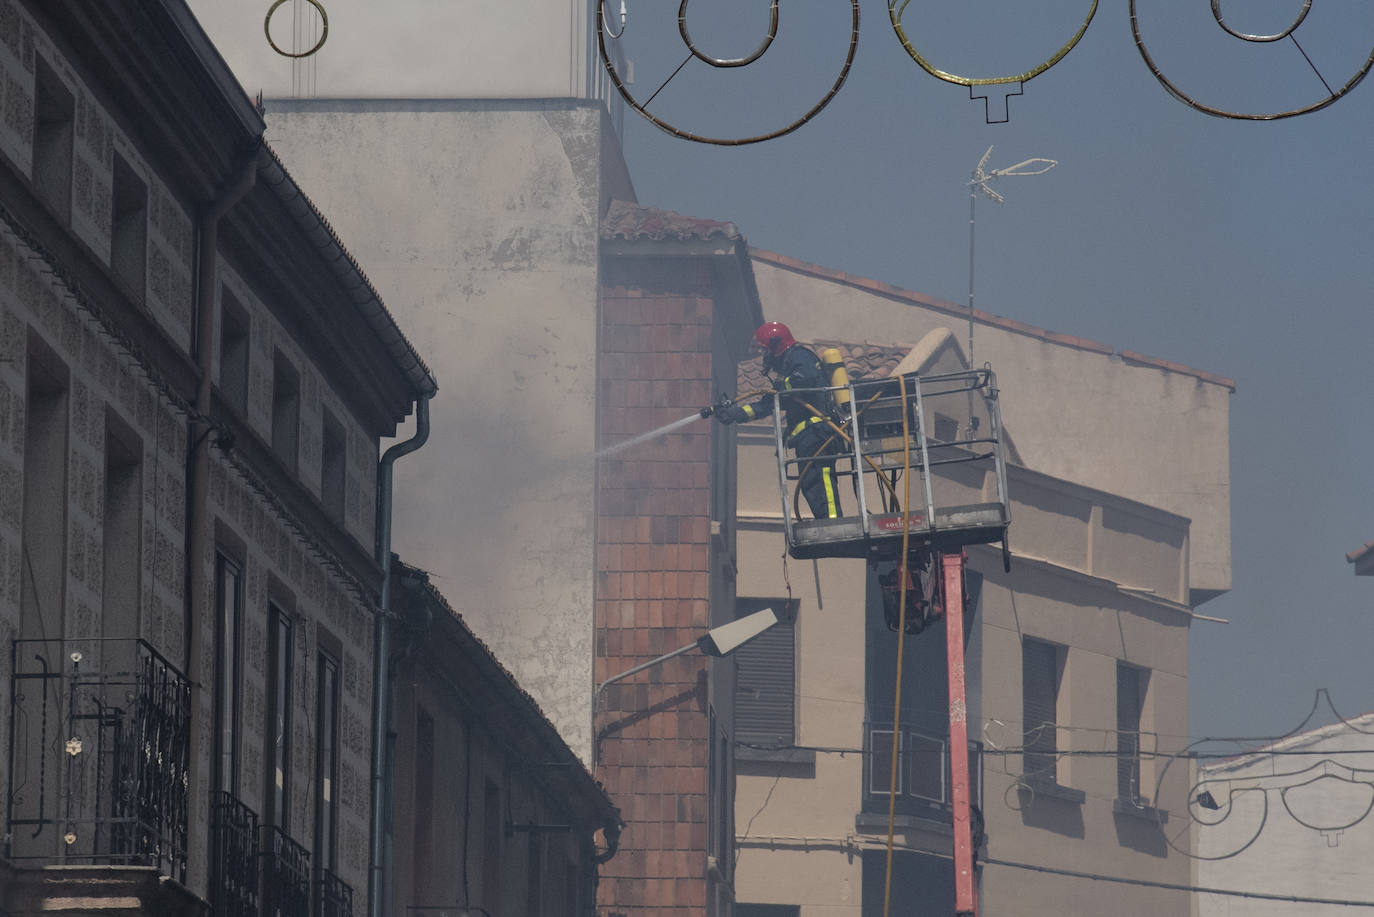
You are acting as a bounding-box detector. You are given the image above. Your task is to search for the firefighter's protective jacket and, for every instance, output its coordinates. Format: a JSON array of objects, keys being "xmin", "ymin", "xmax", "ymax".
[{"xmin": 732, "ymin": 344, "xmax": 833, "ymax": 441}]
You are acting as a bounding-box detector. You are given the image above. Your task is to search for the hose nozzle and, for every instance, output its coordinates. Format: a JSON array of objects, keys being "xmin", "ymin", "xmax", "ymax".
[{"xmin": 700, "ymin": 393, "xmax": 734, "ymax": 418}]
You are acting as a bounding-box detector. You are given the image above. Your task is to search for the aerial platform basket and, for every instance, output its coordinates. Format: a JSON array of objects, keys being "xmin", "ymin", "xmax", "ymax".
[{"xmin": 770, "ymin": 366, "xmax": 1011, "ymax": 565}]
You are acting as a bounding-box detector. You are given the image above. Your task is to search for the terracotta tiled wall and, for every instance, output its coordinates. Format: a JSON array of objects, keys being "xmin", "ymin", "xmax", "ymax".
[{"xmin": 596, "ymin": 265, "xmax": 717, "ymax": 915}]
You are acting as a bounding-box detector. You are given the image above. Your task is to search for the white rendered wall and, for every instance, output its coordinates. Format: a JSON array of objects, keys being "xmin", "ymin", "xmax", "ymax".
[
  {"xmin": 188, "ymin": 0, "xmax": 597, "ymax": 100},
  {"xmin": 265, "ymin": 100, "xmax": 612, "ymax": 762}
]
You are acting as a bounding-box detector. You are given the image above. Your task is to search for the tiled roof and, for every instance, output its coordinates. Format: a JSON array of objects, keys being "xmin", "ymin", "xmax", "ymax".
[
  {"xmin": 602, "ymin": 199, "xmax": 742, "ymax": 242},
  {"xmin": 736, "ymin": 341, "xmax": 909, "ymax": 393},
  {"xmin": 750, "ymin": 249, "xmax": 1236, "ymax": 392}
]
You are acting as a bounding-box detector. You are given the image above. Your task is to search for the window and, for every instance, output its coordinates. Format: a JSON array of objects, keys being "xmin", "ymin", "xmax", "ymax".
[
  {"xmin": 707, "ymin": 708, "xmax": 732, "ymax": 881},
  {"xmin": 102, "ymin": 409, "xmax": 142, "ymax": 666},
  {"xmin": 482, "ymin": 780, "xmax": 502, "ymax": 911},
  {"xmin": 314, "ymin": 649, "xmax": 340, "ymax": 874},
  {"xmin": 1117, "ymin": 662, "xmax": 1149, "ymax": 804},
  {"xmin": 33, "ymin": 57, "xmax": 75, "ymax": 219},
  {"xmin": 863, "ymin": 725, "xmax": 982, "ymax": 815},
  {"xmin": 869, "ymin": 729, "xmax": 900, "ymax": 795},
  {"xmin": 1021, "ymin": 638, "xmax": 1062, "ymax": 784},
  {"xmin": 320, "ymin": 409, "xmax": 345, "ymax": 521},
  {"xmin": 265, "ymin": 605, "xmax": 293, "ymax": 828},
  {"xmin": 411, "ymin": 707, "xmax": 434, "ymax": 896},
  {"xmin": 733, "ymin": 599, "xmax": 798, "ymax": 747},
  {"xmin": 525, "ymin": 832, "xmax": 542, "ymax": 917},
  {"xmin": 272, "ymin": 352, "xmax": 300, "ymax": 472},
  {"xmin": 737, "ymin": 906, "xmax": 800, "ymax": 917},
  {"xmin": 219, "ymin": 291, "xmax": 249, "ymax": 413},
  {"xmin": 110, "ymin": 153, "xmax": 147, "ymax": 299},
  {"xmin": 213, "ymin": 554, "xmax": 244, "ymax": 796},
  {"xmin": 21, "ymin": 330, "xmax": 68, "ymax": 642}
]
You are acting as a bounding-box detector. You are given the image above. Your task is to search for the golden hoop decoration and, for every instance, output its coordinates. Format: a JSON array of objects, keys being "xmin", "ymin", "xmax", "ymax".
[
  {"xmin": 1131, "ymin": 0, "xmax": 1374, "ymax": 120},
  {"xmin": 679, "ymin": 0, "xmax": 779, "ymax": 68},
  {"xmin": 888, "ymin": 0, "xmax": 1097, "ymax": 87},
  {"xmin": 1212, "ymin": 0, "xmax": 1310, "ymax": 43},
  {"xmin": 265, "ymin": 0, "xmax": 329, "ymax": 59},
  {"xmin": 597, "ymin": 0, "xmax": 859, "ymax": 146}
]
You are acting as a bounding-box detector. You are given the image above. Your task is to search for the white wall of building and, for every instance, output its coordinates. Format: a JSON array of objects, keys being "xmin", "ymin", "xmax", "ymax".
[
  {"xmin": 264, "ymin": 99, "xmax": 630, "ymax": 762},
  {"xmin": 189, "ymin": 0, "xmax": 597, "ymax": 100}
]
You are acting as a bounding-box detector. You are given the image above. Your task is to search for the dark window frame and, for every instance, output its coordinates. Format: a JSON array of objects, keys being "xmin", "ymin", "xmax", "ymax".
[
  {"xmin": 213, "ymin": 552, "xmax": 244, "ymax": 797},
  {"xmin": 271, "ymin": 351, "xmax": 300, "ymax": 473},
  {"xmin": 110, "ymin": 152, "xmax": 147, "ymax": 300},
  {"xmin": 313, "ymin": 646, "xmax": 340, "ymax": 875},
  {"xmin": 1116, "ymin": 661, "xmax": 1149, "ymax": 804},
  {"xmin": 1022, "ymin": 637, "xmax": 1062, "ymax": 785},
  {"xmin": 33, "ymin": 55, "xmax": 75, "ymax": 220},
  {"xmin": 320, "ymin": 408, "xmax": 346, "ymax": 522},
  {"xmin": 265, "ymin": 604, "xmax": 294, "ymax": 829},
  {"xmin": 219, "ymin": 289, "xmax": 250, "ymax": 414}
]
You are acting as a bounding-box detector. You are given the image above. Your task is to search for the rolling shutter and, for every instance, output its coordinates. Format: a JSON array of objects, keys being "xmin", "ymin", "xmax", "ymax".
[{"xmin": 735, "ymin": 611, "xmax": 796, "ymax": 746}]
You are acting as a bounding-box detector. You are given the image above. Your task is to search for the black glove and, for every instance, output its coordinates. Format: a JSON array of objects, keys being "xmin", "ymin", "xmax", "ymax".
[{"xmin": 722, "ymin": 404, "xmax": 750, "ymax": 424}]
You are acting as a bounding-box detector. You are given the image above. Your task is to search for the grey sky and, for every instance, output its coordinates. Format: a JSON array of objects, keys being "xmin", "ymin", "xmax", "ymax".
[
  {"xmin": 197, "ymin": 0, "xmax": 1374, "ymax": 740},
  {"xmin": 611, "ymin": 0, "xmax": 1374, "ymax": 741}
]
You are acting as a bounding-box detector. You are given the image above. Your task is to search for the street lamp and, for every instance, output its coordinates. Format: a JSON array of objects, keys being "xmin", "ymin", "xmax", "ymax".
[{"xmin": 592, "ymin": 607, "xmax": 782, "ymax": 765}]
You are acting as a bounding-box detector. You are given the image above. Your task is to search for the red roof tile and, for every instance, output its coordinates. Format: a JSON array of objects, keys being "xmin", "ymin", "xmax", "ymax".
[
  {"xmin": 736, "ymin": 340, "xmax": 908, "ymax": 393},
  {"xmin": 603, "ymin": 200, "xmax": 742, "ymax": 242}
]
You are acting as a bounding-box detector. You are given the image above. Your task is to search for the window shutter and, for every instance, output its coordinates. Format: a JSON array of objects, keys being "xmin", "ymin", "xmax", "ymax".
[
  {"xmin": 1117, "ymin": 663, "xmax": 1143, "ymax": 800},
  {"xmin": 1022, "ymin": 640, "xmax": 1057, "ymax": 780},
  {"xmin": 735, "ymin": 620, "xmax": 795, "ymax": 746}
]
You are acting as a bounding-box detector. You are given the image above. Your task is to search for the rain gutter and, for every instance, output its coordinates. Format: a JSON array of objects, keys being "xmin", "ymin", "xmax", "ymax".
[{"xmin": 369, "ymin": 393, "xmax": 433, "ymax": 917}]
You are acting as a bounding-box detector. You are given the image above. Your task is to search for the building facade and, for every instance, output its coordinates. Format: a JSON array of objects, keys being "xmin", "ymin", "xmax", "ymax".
[
  {"xmin": 729, "ymin": 253, "xmax": 1233, "ymax": 916},
  {"xmin": 1194, "ymin": 710, "xmax": 1374, "ymax": 917},
  {"xmin": 0, "ymin": 1, "xmax": 435, "ymax": 914},
  {"xmin": 386, "ymin": 561, "xmax": 623, "ymax": 917}
]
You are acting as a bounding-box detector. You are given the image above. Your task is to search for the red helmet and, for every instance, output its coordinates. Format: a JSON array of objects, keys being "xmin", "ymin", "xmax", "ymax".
[{"xmin": 753, "ymin": 321, "xmax": 795, "ymax": 357}]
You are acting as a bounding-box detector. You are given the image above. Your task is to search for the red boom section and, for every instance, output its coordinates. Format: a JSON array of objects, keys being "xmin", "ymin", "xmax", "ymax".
[{"xmin": 942, "ymin": 552, "xmax": 977, "ymax": 916}]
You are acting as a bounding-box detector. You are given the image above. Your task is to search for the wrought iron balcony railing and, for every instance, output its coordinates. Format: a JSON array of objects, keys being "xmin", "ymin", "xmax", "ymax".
[
  {"xmin": 317, "ymin": 868, "xmax": 354, "ymax": 917},
  {"xmin": 210, "ymin": 791, "xmax": 261, "ymax": 917},
  {"xmin": 862, "ymin": 722, "xmax": 983, "ymax": 821},
  {"xmin": 261, "ymin": 823, "xmax": 312, "ymax": 917},
  {"xmin": 6, "ymin": 638, "xmax": 190, "ymax": 881}
]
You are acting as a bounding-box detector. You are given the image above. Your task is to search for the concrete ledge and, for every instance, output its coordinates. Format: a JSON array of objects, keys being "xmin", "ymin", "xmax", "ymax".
[{"xmin": 0, "ymin": 862, "xmax": 208, "ymax": 917}]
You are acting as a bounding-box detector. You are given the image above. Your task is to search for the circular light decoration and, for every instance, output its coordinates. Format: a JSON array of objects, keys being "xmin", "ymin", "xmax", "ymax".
[
  {"xmin": 888, "ymin": 0, "xmax": 1098, "ymax": 87},
  {"xmin": 597, "ymin": 0, "xmax": 860, "ymax": 146},
  {"xmin": 1130, "ymin": 0, "xmax": 1374, "ymax": 119},
  {"xmin": 265, "ymin": 0, "xmax": 329, "ymax": 59}
]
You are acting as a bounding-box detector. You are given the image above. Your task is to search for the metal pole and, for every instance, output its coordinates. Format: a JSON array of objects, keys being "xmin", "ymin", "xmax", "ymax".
[
  {"xmin": 968, "ymin": 168, "xmax": 977, "ymax": 367},
  {"xmin": 943, "ymin": 552, "xmax": 977, "ymax": 916}
]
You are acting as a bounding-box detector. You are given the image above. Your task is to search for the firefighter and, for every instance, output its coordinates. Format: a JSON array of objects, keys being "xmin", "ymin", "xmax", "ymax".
[{"xmin": 715, "ymin": 321, "xmax": 843, "ymax": 519}]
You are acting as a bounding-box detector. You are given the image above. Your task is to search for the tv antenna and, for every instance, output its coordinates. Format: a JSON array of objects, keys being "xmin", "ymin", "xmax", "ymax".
[{"xmin": 967, "ymin": 147, "xmax": 1056, "ymax": 366}]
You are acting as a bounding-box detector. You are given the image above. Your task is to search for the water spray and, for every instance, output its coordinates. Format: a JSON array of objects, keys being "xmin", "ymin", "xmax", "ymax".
[{"xmin": 593, "ymin": 395, "xmax": 736, "ymax": 460}]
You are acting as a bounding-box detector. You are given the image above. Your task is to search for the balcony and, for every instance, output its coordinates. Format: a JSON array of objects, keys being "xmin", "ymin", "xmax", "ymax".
[
  {"xmin": 261, "ymin": 824, "xmax": 312, "ymax": 917},
  {"xmin": 210, "ymin": 791, "xmax": 261, "ymax": 917},
  {"xmin": 317, "ymin": 868, "xmax": 355, "ymax": 917},
  {"xmin": 6, "ymin": 638, "xmax": 190, "ymax": 881},
  {"xmin": 860, "ymin": 723, "xmax": 983, "ymax": 826}
]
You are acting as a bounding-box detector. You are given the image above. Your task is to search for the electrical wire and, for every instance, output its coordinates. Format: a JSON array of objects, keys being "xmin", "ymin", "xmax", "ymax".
[
  {"xmin": 982, "ymin": 857, "xmax": 1374, "ymax": 908},
  {"xmin": 880, "ymin": 375, "xmax": 915, "ymax": 917}
]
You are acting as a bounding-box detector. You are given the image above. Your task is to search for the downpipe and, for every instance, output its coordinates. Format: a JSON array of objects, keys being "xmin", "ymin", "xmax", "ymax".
[
  {"xmin": 183, "ymin": 143, "xmax": 259, "ymax": 865},
  {"xmin": 369, "ymin": 393, "xmax": 432, "ymax": 917}
]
